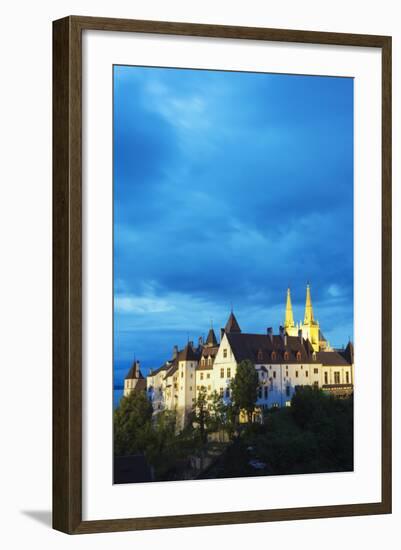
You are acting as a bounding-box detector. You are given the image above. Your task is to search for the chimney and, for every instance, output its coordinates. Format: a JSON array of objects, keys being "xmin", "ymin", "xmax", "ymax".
[
  {"xmin": 172, "ymin": 345, "xmax": 178, "ymax": 359},
  {"xmin": 189, "ymin": 340, "xmax": 194, "ymax": 349},
  {"xmin": 284, "ymin": 334, "xmax": 288, "ymax": 346},
  {"xmin": 220, "ymin": 328, "xmax": 225, "ymax": 341},
  {"xmin": 267, "ymin": 327, "xmax": 273, "ymax": 342},
  {"xmin": 198, "ymin": 335, "xmax": 203, "ymax": 347}
]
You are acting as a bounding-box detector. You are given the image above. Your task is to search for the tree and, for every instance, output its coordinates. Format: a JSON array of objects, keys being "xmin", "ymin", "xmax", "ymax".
[
  {"xmin": 144, "ymin": 409, "xmax": 179, "ymax": 479},
  {"xmin": 191, "ymin": 387, "xmax": 210, "ymax": 445},
  {"xmin": 209, "ymin": 390, "xmax": 236, "ymax": 441},
  {"xmin": 113, "ymin": 390, "xmax": 153, "ymax": 456},
  {"xmin": 230, "ymin": 359, "xmax": 259, "ymax": 423}
]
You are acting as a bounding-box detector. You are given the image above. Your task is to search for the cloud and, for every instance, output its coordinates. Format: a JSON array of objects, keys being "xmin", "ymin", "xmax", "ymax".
[
  {"xmin": 113, "ymin": 66, "xmax": 354, "ymax": 371},
  {"xmin": 115, "ymin": 295, "xmax": 174, "ymax": 314}
]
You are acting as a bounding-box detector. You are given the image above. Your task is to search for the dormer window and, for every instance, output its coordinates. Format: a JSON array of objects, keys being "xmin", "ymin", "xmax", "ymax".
[
  {"xmin": 271, "ymin": 351, "xmax": 277, "ymax": 361},
  {"xmin": 296, "ymin": 351, "xmax": 302, "ymax": 361},
  {"xmin": 312, "ymin": 352, "xmax": 317, "ymax": 361},
  {"xmin": 284, "ymin": 351, "xmax": 289, "ymax": 361},
  {"xmin": 257, "ymin": 349, "xmax": 263, "ymax": 361}
]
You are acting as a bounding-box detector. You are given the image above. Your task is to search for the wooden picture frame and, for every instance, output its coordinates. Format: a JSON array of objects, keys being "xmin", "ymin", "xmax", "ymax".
[{"xmin": 53, "ymin": 15, "xmax": 392, "ymax": 534}]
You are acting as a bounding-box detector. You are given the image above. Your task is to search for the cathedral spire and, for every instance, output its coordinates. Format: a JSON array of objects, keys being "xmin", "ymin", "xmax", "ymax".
[
  {"xmin": 284, "ymin": 287, "xmax": 295, "ymax": 329},
  {"xmin": 304, "ymin": 283, "xmax": 315, "ymax": 325}
]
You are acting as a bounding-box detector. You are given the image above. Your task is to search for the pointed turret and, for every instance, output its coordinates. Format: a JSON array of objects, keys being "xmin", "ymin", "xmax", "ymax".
[
  {"xmin": 225, "ymin": 311, "xmax": 241, "ymax": 334},
  {"xmin": 125, "ymin": 360, "xmax": 143, "ymax": 381},
  {"xmin": 124, "ymin": 360, "xmax": 145, "ymax": 397},
  {"xmin": 284, "ymin": 288, "xmax": 295, "ymax": 329},
  {"xmin": 304, "ymin": 283, "xmax": 316, "ymax": 325},
  {"xmin": 178, "ymin": 342, "xmax": 197, "ymax": 361},
  {"xmin": 205, "ymin": 327, "xmax": 218, "ymax": 347}
]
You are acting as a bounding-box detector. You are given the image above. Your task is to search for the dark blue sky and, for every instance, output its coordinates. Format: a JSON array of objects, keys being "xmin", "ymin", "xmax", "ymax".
[{"xmin": 113, "ymin": 65, "xmax": 354, "ymax": 384}]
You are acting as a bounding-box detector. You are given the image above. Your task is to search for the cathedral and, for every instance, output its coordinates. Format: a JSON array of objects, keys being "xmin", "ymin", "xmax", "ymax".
[{"xmin": 124, "ymin": 284, "xmax": 354, "ymax": 424}]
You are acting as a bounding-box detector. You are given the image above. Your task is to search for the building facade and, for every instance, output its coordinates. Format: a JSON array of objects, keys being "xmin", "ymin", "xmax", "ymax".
[{"xmin": 125, "ymin": 285, "xmax": 354, "ymax": 424}]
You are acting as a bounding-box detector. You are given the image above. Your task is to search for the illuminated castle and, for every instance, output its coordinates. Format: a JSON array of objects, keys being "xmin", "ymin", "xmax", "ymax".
[{"xmin": 125, "ymin": 284, "xmax": 354, "ymax": 423}]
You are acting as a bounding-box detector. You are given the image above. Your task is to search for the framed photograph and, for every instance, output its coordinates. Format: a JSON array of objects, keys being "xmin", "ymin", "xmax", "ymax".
[{"xmin": 53, "ymin": 16, "xmax": 392, "ymax": 534}]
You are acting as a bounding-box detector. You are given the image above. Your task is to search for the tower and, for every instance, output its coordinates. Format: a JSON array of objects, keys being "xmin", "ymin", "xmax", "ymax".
[
  {"xmin": 177, "ymin": 343, "xmax": 197, "ymax": 427},
  {"xmin": 284, "ymin": 288, "xmax": 298, "ymax": 336},
  {"xmin": 124, "ymin": 360, "xmax": 145, "ymax": 397},
  {"xmin": 205, "ymin": 324, "xmax": 218, "ymax": 347},
  {"xmin": 301, "ymin": 283, "xmax": 320, "ymax": 352},
  {"xmin": 224, "ymin": 311, "xmax": 241, "ymax": 334}
]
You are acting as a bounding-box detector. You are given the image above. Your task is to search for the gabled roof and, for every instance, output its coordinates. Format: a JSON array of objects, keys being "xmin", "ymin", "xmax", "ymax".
[
  {"xmin": 225, "ymin": 333, "xmax": 314, "ymax": 364},
  {"xmin": 125, "ymin": 361, "xmax": 144, "ymax": 380},
  {"xmin": 225, "ymin": 312, "xmax": 241, "ymax": 334},
  {"xmin": 164, "ymin": 360, "xmax": 178, "ymax": 378},
  {"xmin": 201, "ymin": 345, "xmax": 218, "ymax": 358},
  {"xmin": 206, "ymin": 328, "xmax": 218, "ymax": 346},
  {"xmin": 317, "ymin": 351, "xmax": 351, "ymax": 366},
  {"xmin": 148, "ymin": 360, "xmax": 173, "ymax": 377}
]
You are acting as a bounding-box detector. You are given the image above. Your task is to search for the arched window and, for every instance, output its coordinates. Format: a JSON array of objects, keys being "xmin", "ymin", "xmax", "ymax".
[
  {"xmin": 271, "ymin": 351, "xmax": 277, "ymax": 361},
  {"xmin": 257, "ymin": 349, "xmax": 263, "ymax": 361},
  {"xmin": 284, "ymin": 351, "xmax": 289, "ymax": 361},
  {"xmin": 296, "ymin": 351, "xmax": 302, "ymax": 361}
]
